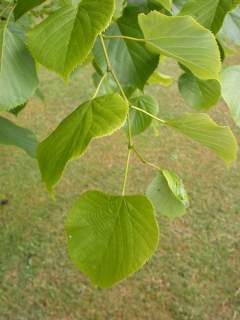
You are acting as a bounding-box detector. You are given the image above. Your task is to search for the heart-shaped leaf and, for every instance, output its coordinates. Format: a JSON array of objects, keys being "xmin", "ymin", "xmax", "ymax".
[
  {"xmin": 66, "ymin": 190, "xmax": 159, "ymax": 288},
  {"xmin": 28, "ymin": 0, "xmax": 115, "ymax": 79}
]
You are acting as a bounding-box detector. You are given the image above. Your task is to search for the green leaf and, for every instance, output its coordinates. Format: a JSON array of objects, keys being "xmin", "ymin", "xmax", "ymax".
[
  {"xmin": 94, "ymin": 5, "xmax": 159, "ymax": 91},
  {"xmin": 9, "ymin": 103, "xmax": 27, "ymax": 116},
  {"xmin": 148, "ymin": 71, "xmax": 173, "ymax": 87},
  {"xmin": 178, "ymin": 73, "xmax": 221, "ymax": 111},
  {"xmin": 14, "ymin": 0, "xmax": 47, "ymax": 20},
  {"xmin": 28, "ymin": 0, "xmax": 115, "ymax": 79},
  {"xmin": 147, "ymin": 170, "xmax": 189, "ymax": 219},
  {"xmin": 65, "ymin": 190, "xmax": 159, "ymax": 288},
  {"xmin": 167, "ymin": 113, "xmax": 238, "ymax": 164},
  {"xmin": 221, "ymin": 65, "xmax": 240, "ymax": 128},
  {"xmin": 37, "ymin": 94, "xmax": 128, "ymax": 191},
  {"xmin": 178, "ymin": 0, "xmax": 239, "ymax": 34},
  {"xmin": 150, "ymin": 0, "xmax": 172, "ymax": 11},
  {"xmin": 125, "ymin": 95, "xmax": 159, "ymax": 136},
  {"xmin": 0, "ymin": 116, "xmax": 37, "ymax": 158},
  {"xmin": 138, "ymin": 11, "xmax": 221, "ymax": 80},
  {"xmin": 114, "ymin": 0, "xmax": 127, "ymax": 18},
  {"xmin": 0, "ymin": 21, "xmax": 38, "ymax": 110},
  {"xmin": 220, "ymin": 7, "xmax": 240, "ymax": 46}
]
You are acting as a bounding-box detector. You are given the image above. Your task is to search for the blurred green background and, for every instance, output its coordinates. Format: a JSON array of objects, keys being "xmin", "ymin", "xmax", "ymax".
[{"xmin": 0, "ymin": 57, "xmax": 240, "ymax": 320}]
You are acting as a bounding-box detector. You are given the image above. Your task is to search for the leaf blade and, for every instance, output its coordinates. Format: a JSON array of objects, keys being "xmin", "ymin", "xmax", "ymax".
[{"xmin": 66, "ymin": 190, "xmax": 159, "ymax": 288}]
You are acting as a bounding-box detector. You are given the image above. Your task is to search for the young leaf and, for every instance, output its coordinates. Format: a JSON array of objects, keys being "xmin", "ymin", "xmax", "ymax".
[
  {"xmin": 221, "ymin": 65, "xmax": 240, "ymax": 128},
  {"xmin": 125, "ymin": 95, "xmax": 159, "ymax": 136},
  {"xmin": 14, "ymin": 0, "xmax": 47, "ymax": 20},
  {"xmin": 178, "ymin": 0, "xmax": 239, "ymax": 34},
  {"xmin": 0, "ymin": 21, "xmax": 38, "ymax": 110},
  {"xmin": 0, "ymin": 116, "xmax": 37, "ymax": 158},
  {"xmin": 147, "ymin": 170, "xmax": 189, "ymax": 219},
  {"xmin": 138, "ymin": 11, "xmax": 221, "ymax": 80},
  {"xmin": 65, "ymin": 190, "xmax": 159, "ymax": 288},
  {"xmin": 178, "ymin": 73, "xmax": 221, "ymax": 111},
  {"xmin": 37, "ymin": 94, "xmax": 128, "ymax": 191},
  {"xmin": 167, "ymin": 113, "xmax": 238, "ymax": 164},
  {"xmin": 28, "ymin": 0, "xmax": 115, "ymax": 79}
]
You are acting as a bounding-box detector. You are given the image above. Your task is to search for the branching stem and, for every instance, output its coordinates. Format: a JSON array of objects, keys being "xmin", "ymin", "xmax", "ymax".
[{"xmin": 99, "ymin": 34, "xmax": 133, "ymax": 195}]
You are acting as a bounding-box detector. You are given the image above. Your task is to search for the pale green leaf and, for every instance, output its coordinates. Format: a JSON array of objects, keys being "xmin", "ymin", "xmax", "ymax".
[
  {"xmin": 28, "ymin": 0, "xmax": 115, "ymax": 79},
  {"xmin": 148, "ymin": 71, "xmax": 173, "ymax": 87},
  {"xmin": 138, "ymin": 11, "xmax": 221, "ymax": 80},
  {"xmin": 147, "ymin": 170, "xmax": 189, "ymax": 219},
  {"xmin": 178, "ymin": 73, "xmax": 221, "ymax": 110},
  {"xmin": 125, "ymin": 95, "xmax": 159, "ymax": 136},
  {"xmin": 167, "ymin": 113, "xmax": 238, "ymax": 164},
  {"xmin": 37, "ymin": 94, "xmax": 128, "ymax": 191},
  {"xmin": 220, "ymin": 7, "xmax": 240, "ymax": 46},
  {"xmin": 0, "ymin": 116, "xmax": 37, "ymax": 158},
  {"xmin": 66, "ymin": 190, "xmax": 159, "ymax": 288},
  {"xmin": 179, "ymin": 0, "xmax": 239, "ymax": 34},
  {"xmin": 221, "ymin": 65, "xmax": 240, "ymax": 128},
  {"xmin": 0, "ymin": 22, "xmax": 38, "ymax": 110}
]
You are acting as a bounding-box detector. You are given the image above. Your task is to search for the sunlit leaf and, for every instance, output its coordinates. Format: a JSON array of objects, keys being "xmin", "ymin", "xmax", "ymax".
[
  {"xmin": 138, "ymin": 11, "xmax": 221, "ymax": 80},
  {"xmin": 37, "ymin": 94, "xmax": 128, "ymax": 191},
  {"xmin": 29, "ymin": 0, "xmax": 115, "ymax": 79},
  {"xmin": 66, "ymin": 190, "xmax": 159, "ymax": 288},
  {"xmin": 167, "ymin": 113, "xmax": 238, "ymax": 164}
]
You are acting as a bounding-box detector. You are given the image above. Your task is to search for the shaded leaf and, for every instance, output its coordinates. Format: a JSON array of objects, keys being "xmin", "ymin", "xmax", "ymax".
[
  {"xmin": 0, "ymin": 21, "xmax": 38, "ymax": 110},
  {"xmin": 125, "ymin": 95, "xmax": 159, "ymax": 136},
  {"xmin": 178, "ymin": 73, "xmax": 221, "ymax": 110},
  {"xmin": 147, "ymin": 170, "xmax": 189, "ymax": 219},
  {"xmin": 0, "ymin": 116, "xmax": 37, "ymax": 158},
  {"xmin": 221, "ymin": 65, "xmax": 240, "ymax": 128},
  {"xmin": 94, "ymin": 5, "xmax": 159, "ymax": 92},
  {"xmin": 14, "ymin": 0, "xmax": 46, "ymax": 20}
]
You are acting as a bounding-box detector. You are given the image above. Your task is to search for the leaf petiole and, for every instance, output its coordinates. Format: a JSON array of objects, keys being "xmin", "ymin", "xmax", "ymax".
[
  {"xmin": 102, "ymin": 34, "xmax": 145, "ymax": 43},
  {"xmin": 130, "ymin": 105, "xmax": 166, "ymax": 124},
  {"xmin": 133, "ymin": 147, "xmax": 161, "ymax": 171}
]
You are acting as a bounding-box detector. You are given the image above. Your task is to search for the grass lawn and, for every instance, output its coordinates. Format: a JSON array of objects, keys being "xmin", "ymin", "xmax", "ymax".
[{"xmin": 0, "ymin": 57, "xmax": 240, "ymax": 320}]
